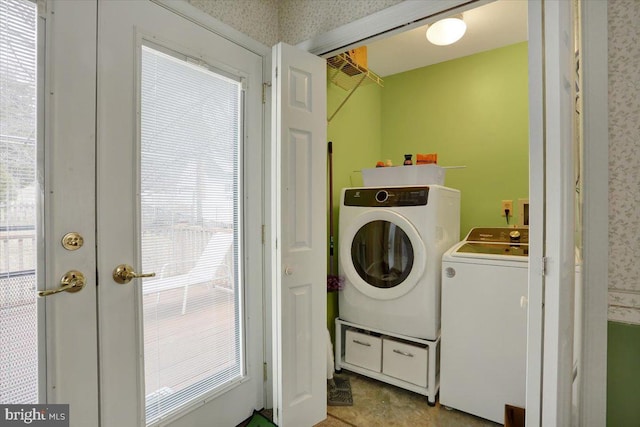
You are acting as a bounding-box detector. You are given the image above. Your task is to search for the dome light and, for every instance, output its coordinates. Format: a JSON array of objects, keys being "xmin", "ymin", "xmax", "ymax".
[{"xmin": 426, "ymin": 15, "xmax": 467, "ymax": 46}]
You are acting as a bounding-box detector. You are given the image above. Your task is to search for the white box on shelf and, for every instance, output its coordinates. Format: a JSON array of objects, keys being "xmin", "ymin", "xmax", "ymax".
[
  {"xmin": 345, "ymin": 329, "xmax": 382, "ymax": 372},
  {"xmin": 382, "ymin": 338, "xmax": 428, "ymax": 387},
  {"xmin": 362, "ymin": 164, "xmax": 445, "ymax": 187}
]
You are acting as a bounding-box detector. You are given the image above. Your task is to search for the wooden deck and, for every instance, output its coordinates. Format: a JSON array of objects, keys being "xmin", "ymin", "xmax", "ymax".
[{"xmin": 0, "ymin": 273, "xmax": 240, "ymax": 407}]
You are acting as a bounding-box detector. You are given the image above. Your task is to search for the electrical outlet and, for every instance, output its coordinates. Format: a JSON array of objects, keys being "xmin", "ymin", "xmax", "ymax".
[{"xmin": 501, "ymin": 200, "xmax": 513, "ymax": 216}]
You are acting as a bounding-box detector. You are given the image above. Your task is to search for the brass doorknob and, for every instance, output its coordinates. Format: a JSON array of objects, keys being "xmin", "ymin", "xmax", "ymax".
[
  {"xmin": 38, "ymin": 270, "xmax": 86, "ymax": 297},
  {"xmin": 113, "ymin": 264, "xmax": 156, "ymax": 284}
]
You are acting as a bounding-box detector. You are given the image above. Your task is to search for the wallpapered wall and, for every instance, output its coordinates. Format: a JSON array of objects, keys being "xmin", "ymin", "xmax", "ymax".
[
  {"xmin": 277, "ymin": 0, "xmax": 402, "ymax": 45},
  {"xmin": 188, "ymin": 0, "xmax": 279, "ymax": 47},
  {"xmin": 608, "ymin": 0, "xmax": 640, "ymax": 325}
]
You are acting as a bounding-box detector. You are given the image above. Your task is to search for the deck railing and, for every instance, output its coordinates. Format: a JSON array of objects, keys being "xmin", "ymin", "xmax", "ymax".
[{"xmin": 0, "ymin": 203, "xmax": 37, "ymax": 307}]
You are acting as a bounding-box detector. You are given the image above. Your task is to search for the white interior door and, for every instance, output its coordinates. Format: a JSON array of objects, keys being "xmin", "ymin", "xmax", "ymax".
[
  {"xmin": 271, "ymin": 42, "xmax": 327, "ymax": 427},
  {"xmin": 96, "ymin": 2, "xmax": 264, "ymax": 426}
]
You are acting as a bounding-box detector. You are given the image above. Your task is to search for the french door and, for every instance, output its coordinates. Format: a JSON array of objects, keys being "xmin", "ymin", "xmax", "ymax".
[
  {"xmin": 4, "ymin": 1, "xmax": 265, "ymax": 425},
  {"xmin": 96, "ymin": 1, "xmax": 265, "ymax": 426}
]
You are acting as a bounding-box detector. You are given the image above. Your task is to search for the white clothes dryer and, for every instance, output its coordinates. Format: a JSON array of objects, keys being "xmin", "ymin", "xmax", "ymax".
[{"xmin": 338, "ymin": 185, "xmax": 460, "ymax": 340}]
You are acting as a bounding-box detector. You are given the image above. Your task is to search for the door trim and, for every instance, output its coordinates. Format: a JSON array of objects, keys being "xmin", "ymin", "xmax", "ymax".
[
  {"xmin": 578, "ymin": 1, "xmax": 608, "ymax": 424},
  {"xmin": 525, "ymin": 3, "xmax": 545, "ymax": 423}
]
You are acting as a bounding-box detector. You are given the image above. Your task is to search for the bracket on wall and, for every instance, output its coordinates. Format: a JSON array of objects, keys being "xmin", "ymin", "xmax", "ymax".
[{"xmin": 327, "ymin": 51, "xmax": 383, "ymax": 123}]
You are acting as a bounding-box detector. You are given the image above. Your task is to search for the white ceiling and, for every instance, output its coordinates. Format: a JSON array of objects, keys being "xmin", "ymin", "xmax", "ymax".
[{"xmin": 366, "ymin": 0, "xmax": 529, "ymax": 77}]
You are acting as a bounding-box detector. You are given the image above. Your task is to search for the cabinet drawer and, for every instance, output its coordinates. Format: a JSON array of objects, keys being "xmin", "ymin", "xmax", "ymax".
[
  {"xmin": 382, "ymin": 338, "xmax": 428, "ymax": 387},
  {"xmin": 345, "ymin": 329, "xmax": 382, "ymax": 372}
]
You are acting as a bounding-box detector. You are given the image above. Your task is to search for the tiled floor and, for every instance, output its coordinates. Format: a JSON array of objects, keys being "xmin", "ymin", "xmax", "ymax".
[{"xmin": 315, "ymin": 371, "xmax": 500, "ymax": 427}]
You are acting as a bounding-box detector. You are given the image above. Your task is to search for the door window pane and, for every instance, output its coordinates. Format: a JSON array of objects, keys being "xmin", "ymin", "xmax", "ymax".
[
  {"xmin": 0, "ymin": 0, "xmax": 38, "ymax": 404},
  {"xmin": 140, "ymin": 45, "xmax": 243, "ymax": 424}
]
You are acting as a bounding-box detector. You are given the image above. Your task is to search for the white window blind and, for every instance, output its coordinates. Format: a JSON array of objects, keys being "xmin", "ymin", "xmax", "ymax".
[
  {"xmin": 0, "ymin": 0, "xmax": 38, "ymax": 404},
  {"xmin": 139, "ymin": 45, "xmax": 244, "ymax": 424}
]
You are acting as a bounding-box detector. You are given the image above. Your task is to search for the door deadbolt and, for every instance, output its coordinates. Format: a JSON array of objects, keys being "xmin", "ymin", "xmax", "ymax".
[{"xmin": 62, "ymin": 232, "xmax": 84, "ymax": 250}]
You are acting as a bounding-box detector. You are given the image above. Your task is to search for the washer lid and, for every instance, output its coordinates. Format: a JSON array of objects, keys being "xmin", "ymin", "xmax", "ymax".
[
  {"xmin": 456, "ymin": 242, "xmax": 528, "ymax": 257},
  {"xmin": 465, "ymin": 227, "xmax": 529, "ymax": 244},
  {"xmin": 340, "ymin": 209, "xmax": 426, "ymax": 300},
  {"xmin": 450, "ymin": 227, "xmax": 529, "ymax": 260}
]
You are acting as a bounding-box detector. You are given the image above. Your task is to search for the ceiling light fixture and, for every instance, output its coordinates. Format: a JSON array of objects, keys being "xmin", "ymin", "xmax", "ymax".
[{"xmin": 426, "ymin": 14, "xmax": 467, "ymax": 46}]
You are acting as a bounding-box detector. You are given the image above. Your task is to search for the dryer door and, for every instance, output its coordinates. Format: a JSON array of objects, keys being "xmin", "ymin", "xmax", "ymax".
[{"xmin": 340, "ymin": 209, "xmax": 426, "ymax": 300}]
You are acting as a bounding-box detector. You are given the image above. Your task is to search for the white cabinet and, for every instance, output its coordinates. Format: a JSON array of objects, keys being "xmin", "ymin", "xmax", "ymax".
[{"xmin": 335, "ymin": 318, "xmax": 440, "ymax": 405}]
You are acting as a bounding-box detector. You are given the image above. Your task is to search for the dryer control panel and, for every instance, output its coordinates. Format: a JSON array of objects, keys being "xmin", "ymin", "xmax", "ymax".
[{"xmin": 344, "ymin": 187, "xmax": 429, "ymax": 207}]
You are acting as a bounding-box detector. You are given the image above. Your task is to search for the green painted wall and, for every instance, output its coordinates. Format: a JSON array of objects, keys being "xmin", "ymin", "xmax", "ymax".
[
  {"xmin": 607, "ymin": 321, "xmax": 640, "ymax": 426},
  {"xmin": 325, "ymin": 43, "xmax": 528, "ymax": 335},
  {"xmin": 326, "ymin": 79, "xmax": 383, "ymax": 338},
  {"xmin": 380, "ymin": 42, "xmax": 529, "ymax": 237}
]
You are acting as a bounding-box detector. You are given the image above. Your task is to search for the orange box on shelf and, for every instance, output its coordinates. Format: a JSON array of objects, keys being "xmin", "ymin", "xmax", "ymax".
[
  {"xmin": 416, "ymin": 153, "xmax": 438, "ymax": 165},
  {"xmin": 347, "ymin": 46, "xmax": 367, "ymax": 69}
]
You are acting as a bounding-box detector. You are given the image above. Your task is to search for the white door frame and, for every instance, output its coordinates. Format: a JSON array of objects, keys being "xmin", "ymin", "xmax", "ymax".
[
  {"xmin": 297, "ymin": 0, "xmax": 608, "ymax": 425},
  {"xmin": 576, "ymin": 1, "xmax": 608, "ymax": 425},
  {"xmin": 526, "ymin": 2, "xmax": 545, "ymax": 423}
]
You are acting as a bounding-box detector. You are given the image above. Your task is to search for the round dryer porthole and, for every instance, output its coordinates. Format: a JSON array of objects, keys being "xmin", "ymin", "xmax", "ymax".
[{"xmin": 339, "ymin": 209, "xmax": 426, "ymax": 300}]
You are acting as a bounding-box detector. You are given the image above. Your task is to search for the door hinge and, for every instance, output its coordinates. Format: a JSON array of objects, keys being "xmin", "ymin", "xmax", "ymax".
[
  {"xmin": 262, "ymin": 82, "xmax": 271, "ymax": 104},
  {"xmin": 541, "ymin": 256, "xmax": 548, "ymax": 276},
  {"xmin": 263, "ymin": 362, "xmax": 268, "ymax": 381},
  {"xmin": 261, "ymin": 224, "xmax": 265, "ymax": 244}
]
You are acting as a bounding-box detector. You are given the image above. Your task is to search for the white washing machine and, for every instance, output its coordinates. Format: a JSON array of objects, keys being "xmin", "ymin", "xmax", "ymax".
[
  {"xmin": 338, "ymin": 185, "xmax": 460, "ymax": 340},
  {"xmin": 440, "ymin": 227, "xmax": 529, "ymax": 424}
]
